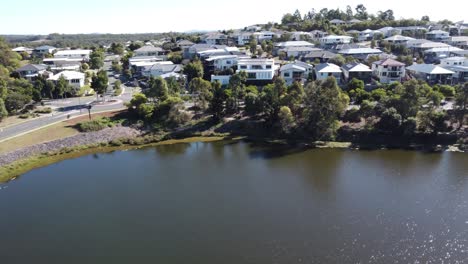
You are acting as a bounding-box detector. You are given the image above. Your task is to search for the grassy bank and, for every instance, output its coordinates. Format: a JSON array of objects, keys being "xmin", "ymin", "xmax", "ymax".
[{"xmin": 0, "ymin": 136, "xmax": 227, "ymax": 183}]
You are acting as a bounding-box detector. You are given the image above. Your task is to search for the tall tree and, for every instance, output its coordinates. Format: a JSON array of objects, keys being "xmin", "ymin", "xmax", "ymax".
[
  {"xmin": 91, "ymin": 70, "xmax": 109, "ymax": 100},
  {"xmin": 303, "ymin": 77, "xmax": 349, "ymax": 140},
  {"xmin": 146, "ymin": 76, "xmax": 169, "ymax": 103},
  {"xmin": 455, "ymin": 82, "xmax": 468, "ymax": 129},
  {"xmin": 189, "ymin": 77, "xmax": 212, "ymax": 110},
  {"xmin": 90, "ymin": 48, "xmax": 105, "ymax": 69},
  {"xmin": 209, "ymin": 81, "xmax": 225, "ymax": 120},
  {"xmin": 228, "ymin": 71, "xmax": 247, "ymax": 112},
  {"xmin": 183, "ymin": 59, "xmax": 204, "ymax": 83}
]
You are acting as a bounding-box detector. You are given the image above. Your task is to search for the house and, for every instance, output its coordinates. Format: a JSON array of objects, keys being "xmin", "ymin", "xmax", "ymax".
[
  {"xmin": 33, "ymin": 45, "xmax": 56, "ymax": 56},
  {"xmin": 426, "ymin": 30, "xmax": 450, "ymax": 41},
  {"xmin": 280, "ymin": 46, "xmax": 321, "ymax": 59},
  {"xmin": 15, "ymin": 64, "xmax": 49, "ymax": 80},
  {"xmin": 443, "ymin": 36, "xmax": 468, "ymax": 49},
  {"xmin": 236, "ymin": 32, "xmax": 252, "ymax": 46},
  {"xmin": 203, "ymin": 33, "xmax": 228, "ymax": 45},
  {"xmin": 423, "ymin": 46, "xmax": 464, "ymax": 63},
  {"xmin": 211, "ymin": 75, "xmax": 231, "ymax": 86},
  {"xmin": 54, "ymin": 49, "xmax": 92, "ymax": 60},
  {"xmin": 347, "ymin": 19, "xmax": 362, "ymax": 25},
  {"xmin": 310, "ymin": 30, "xmax": 328, "ymax": 40},
  {"xmin": 319, "ymin": 35, "xmax": 353, "ymax": 48},
  {"xmin": 377, "ymin": 27, "xmax": 402, "ymax": 38},
  {"xmin": 205, "ymin": 54, "xmax": 249, "ymax": 72},
  {"xmin": 237, "ymin": 58, "xmax": 277, "ymax": 82},
  {"xmin": 142, "ymin": 63, "xmax": 182, "ymax": 78},
  {"xmin": 406, "ymin": 64, "xmax": 455, "ymax": 84},
  {"xmin": 134, "ymin": 45, "xmax": 165, "ymax": 57},
  {"xmin": 341, "ymin": 62, "xmax": 372, "ymax": 83},
  {"xmin": 303, "ymin": 50, "xmax": 337, "ymax": 63},
  {"xmin": 129, "ymin": 56, "xmax": 166, "ymax": 76},
  {"xmin": 372, "ymin": 58, "xmax": 406, "ymax": 84},
  {"xmin": 338, "ymin": 47, "xmax": 382, "ymax": 60},
  {"xmin": 357, "ymin": 29, "xmax": 383, "ymax": 42},
  {"xmin": 274, "ymin": 41, "xmax": 315, "ymax": 55},
  {"xmin": 407, "ymin": 40, "xmax": 451, "ymax": 53},
  {"xmin": 439, "ymin": 57, "xmax": 468, "ymax": 83},
  {"xmin": 43, "ymin": 58, "xmax": 82, "ymax": 71},
  {"xmin": 329, "ymin": 19, "xmax": 346, "ymax": 26},
  {"xmin": 253, "ymin": 31, "xmax": 278, "ymax": 42},
  {"xmin": 176, "ymin": 39, "xmax": 194, "ymax": 50},
  {"xmin": 290, "ymin": 31, "xmax": 312, "ymax": 41},
  {"xmin": 48, "ymin": 71, "xmax": 85, "ymax": 88},
  {"xmin": 383, "ymin": 35, "xmax": 415, "ymax": 44},
  {"xmin": 12, "ymin": 46, "xmax": 33, "ymax": 54},
  {"xmin": 184, "ymin": 44, "xmax": 227, "ymax": 59},
  {"xmin": 246, "ymin": 25, "xmax": 262, "ymax": 32},
  {"xmin": 197, "ymin": 47, "xmax": 242, "ymax": 60},
  {"xmin": 280, "ymin": 61, "xmax": 313, "ymax": 84},
  {"xmin": 314, "ymin": 63, "xmax": 342, "ymax": 82}
]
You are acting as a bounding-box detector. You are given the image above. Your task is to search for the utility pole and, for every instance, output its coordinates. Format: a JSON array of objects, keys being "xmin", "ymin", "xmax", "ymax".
[{"xmin": 87, "ymin": 105, "xmax": 93, "ymax": 120}]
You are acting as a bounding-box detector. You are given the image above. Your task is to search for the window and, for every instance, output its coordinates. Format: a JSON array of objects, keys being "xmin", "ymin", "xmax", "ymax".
[
  {"xmin": 226, "ymin": 61, "xmax": 232, "ymax": 65},
  {"xmin": 248, "ymin": 73, "xmax": 256, "ymax": 79},
  {"xmin": 252, "ymin": 65, "xmax": 263, "ymax": 70},
  {"xmin": 284, "ymin": 72, "xmax": 290, "ymax": 77},
  {"xmin": 240, "ymin": 65, "xmax": 247, "ymax": 69},
  {"xmin": 266, "ymin": 65, "xmax": 272, "ymax": 69},
  {"xmin": 382, "ymin": 72, "xmax": 387, "ymax": 76}
]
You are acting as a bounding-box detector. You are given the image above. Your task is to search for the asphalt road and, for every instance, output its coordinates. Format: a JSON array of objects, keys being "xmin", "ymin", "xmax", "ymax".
[{"xmin": 0, "ymin": 56, "xmax": 134, "ymax": 143}]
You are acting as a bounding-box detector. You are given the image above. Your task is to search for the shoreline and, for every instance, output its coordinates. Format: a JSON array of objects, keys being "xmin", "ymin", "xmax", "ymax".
[{"xmin": 1, "ymin": 128, "xmax": 465, "ymax": 183}]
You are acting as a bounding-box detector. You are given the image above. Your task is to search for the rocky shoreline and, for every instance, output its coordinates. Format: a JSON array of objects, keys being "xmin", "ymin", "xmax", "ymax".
[{"xmin": 0, "ymin": 126, "xmax": 141, "ymax": 167}]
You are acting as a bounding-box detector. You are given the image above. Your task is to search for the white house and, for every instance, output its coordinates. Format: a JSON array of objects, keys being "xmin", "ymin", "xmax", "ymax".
[
  {"xmin": 377, "ymin": 27, "xmax": 402, "ymax": 38},
  {"xmin": 134, "ymin": 45, "xmax": 165, "ymax": 57},
  {"xmin": 280, "ymin": 61, "xmax": 313, "ymax": 84},
  {"xmin": 443, "ymin": 36, "xmax": 468, "ymax": 49},
  {"xmin": 253, "ymin": 31, "xmax": 278, "ymax": 42},
  {"xmin": 48, "ymin": 71, "xmax": 85, "ymax": 88},
  {"xmin": 426, "ymin": 30, "xmax": 450, "ymax": 41},
  {"xmin": 341, "ymin": 62, "xmax": 372, "ymax": 83},
  {"xmin": 205, "ymin": 54, "xmax": 249, "ymax": 71},
  {"xmin": 358, "ymin": 29, "xmax": 383, "ymax": 42},
  {"xmin": 54, "ymin": 49, "xmax": 92, "ymax": 60},
  {"xmin": 12, "ymin": 46, "xmax": 33, "ymax": 54},
  {"xmin": 203, "ymin": 33, "xmax": 228, "ymax": 45},
  {"xmin": 338, "ymin": 47, "xmax": 382, "ymax": 60},
  {"xmin": 280, "ymin": 46, "xmax": 321, "ymax": 59},
  {"xmin": 329, "ymin": 19, "xmax": 346, "ymax": 26},
  {"xmin": 319, "ymin": 35, "xmax": 353, "ymax": 48},
  {"xmin": 439, "ymin": 57, "xmax": 468, "ymax": 83},
  {"xmin": 237, "ymin": 32, "xmax": 252, "ymax": 46},
  {"xmin": 372, "ymin": 58, "xmax": 406, "ymax": 84},
  {"xmin": 237, "ymin": 58, "xmax": 277, "ymax": 81},
  {"xmin": 142, "ymin": 63, "xmax": 182, "ymax": 78},
  {"xmin": 314, "ymin": 63, "xmax": 342, "ymax": 82}
]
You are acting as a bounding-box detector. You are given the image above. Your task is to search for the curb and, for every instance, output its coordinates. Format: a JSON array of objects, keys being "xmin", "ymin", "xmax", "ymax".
[{"xmin": 0, "ymin": 108, "xmax": 125, "ymax": 144}]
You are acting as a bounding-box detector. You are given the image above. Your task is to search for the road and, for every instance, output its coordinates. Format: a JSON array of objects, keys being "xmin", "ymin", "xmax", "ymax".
[{"xmin": 0, "ymin": 56, "xmax": 135, "ymax": 143}]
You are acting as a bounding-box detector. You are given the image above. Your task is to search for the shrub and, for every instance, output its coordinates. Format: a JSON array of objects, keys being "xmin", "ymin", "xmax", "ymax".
[
  {"xmin": 76, "ymin": 117, "xmax": 113, "ymax": 132},
  {"xmin": 34, "ymin": 107, "xmax": 52, "ymax": 114},
  {"xmin": 19, "ymin": 113, "xmax": 30, "ymax": 119},
  {"xmin": 109, "ymin": 139, "xmax": 123, "ymax": 146}
]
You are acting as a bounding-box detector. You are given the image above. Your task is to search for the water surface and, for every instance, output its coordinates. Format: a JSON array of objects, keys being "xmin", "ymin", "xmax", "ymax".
[{"xmin": 0, "ymin": 141, "xmax": 467, "ymax": 263}]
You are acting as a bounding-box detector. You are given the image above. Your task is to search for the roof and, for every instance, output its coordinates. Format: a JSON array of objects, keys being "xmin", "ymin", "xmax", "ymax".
[
  {"xmin": 134, "ymin": 45, "xmax": 163, "ymax": 53},
  {"xmin": 177, "ymin": 39, "xmax": 194, "ymax": 46},
  {"xmin": 280, "ymin": 61, "xmax": 313, "ymax": 72},
  {"xmin": 330, "ymin": 19, "xmax": 346, "ymax": 23},
  {"xmin": 348, "ymin": 19, "xmax": 362, "ymax": 23},
  {"xmin": 410, "ymin": 41, "xmax": 450, "ymax": 49},
  {"xmin": 16, "ymin": 64, "xmax": 47, "ymax": 72},
  {"xmin": 373, "ymin": 58, "xmax": 405, "ymax": 67},
  {"xmin": 238, "ymin": 58, "xmax": 275, "ymax": 65},
  {"xmin": 35, "ymin": 45, "xmax": 56, "ymax": 50},
  {"xmin": 281, "ymin": 46, "xmax": 321, "ymax": 52},
  {"xmin": 338, "ymin": 48, "xmax": 382, "ymax": 55},
  {"xmin": 315, "ymin": 63, "xmax": 342, "ymax": 73},
  {"xmin": 149, "ymin": 64, "xmax": 181, "ymax": 73},
  {"xmin": 383, "ymin": 35, "xmax": 415, "ymax": 41},
  {"xmin": 48, "ymin": 71, "xmax": 85, "ymax": 80},
  {"xmin": 304, "ymin": 50, "xmax": 337, "ymax": 59},
  {"xmin": 424, "ymin": 47, "xmax": 463, "ymax": 53},
  {"xmin": 12, "ymin": 47, "xmax": 33, "ymax": 52},
  {"xmin": 427, "ymin": 30, "xmax": 449, "ymax": 34},
  {"xmin": 321, "ymin": 35, "xmax": 353, "ymax": 40},
  {"xmin": 275, "ymin": 41, "xmax": 315, "ymax": 48},
  {"xmin": 406, "ymin": 64, "xmax": 455, "ymax": 75},
  {"xmin": 341, "ymin": 62, "xmax": 372, "ymax": 72},
  {"xmin": 54, "ymin": 49, "xmax": 92, "ymax": 56}
]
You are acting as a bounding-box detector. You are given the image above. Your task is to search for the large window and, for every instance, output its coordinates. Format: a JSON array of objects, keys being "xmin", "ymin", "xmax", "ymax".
[{"xmin": 248, "ymin": 73, "xmax": 256, "ymax": 79}]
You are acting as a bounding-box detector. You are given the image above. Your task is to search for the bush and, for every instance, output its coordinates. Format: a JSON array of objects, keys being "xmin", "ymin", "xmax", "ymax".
[
  {"xmin": 343, "ymin": 107, "xmax": 361, "ymax": 123},
  {"xmin": 34, "ymin": 107, "xmax": 52, "ymax": 114},
  {"xmin": 76, "ymin": 117, "xmax": 113, "ymax": 132},
  {"xmin": 109, "ymin": 139, "xmax": 123, "ymax": 146},
  {"xmin": 114, "ymin": 88, "xmax": 123, "ymax": 96},
  {"xmin": 19, "ymin": 113, "xmax": 30, "ymax": 119}
]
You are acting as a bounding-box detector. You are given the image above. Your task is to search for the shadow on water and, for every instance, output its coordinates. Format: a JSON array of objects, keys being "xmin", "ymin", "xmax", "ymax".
[
  {"xmin": 245, "ymin": 140, "xmax": 311, "ymax": 160},
  {"xmin": 154, "ymin": 142, "xmax": 191, "ymax": 157}
]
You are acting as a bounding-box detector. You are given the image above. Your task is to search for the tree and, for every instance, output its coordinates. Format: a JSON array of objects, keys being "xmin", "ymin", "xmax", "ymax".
[
  {"xmin": 421, "ymin": 16, "xmax": 430, "ymax": 22},
  {"xmin": 454, "ymin": 82, "xmax": 468, "ymax": 129},
  {"xmin": 90, "ymin": 49, "xmax": 105, "ymax": 69},
  {"xmin": 355, "ymin": 4, "xmax": 368, "ymax": 20},
  {"xmin": 377, "ymin": 107, "xmax": 402, "ymax": 132},
  {"xmin": 249, "ymin": 35, "xmax": 258, "ymax": 56},
  {"xmin": 183, "ymin": 59, "xmax": 204, "ymax": 83},
  {"xmin": 228, "ymin": 72, "xmax": 247, "ymax": 112},
  {"xmin": 417, "ymin": 110, "xmax": 448, "ymax": 134},
  {"xmin": 111, "ymin": 60, "xmax": 123, "ymax": 73},
  {"xmin": 209, "ymin": 81, "xmax": 225, "ymax": 120},
  {"xmin": 328, "ymin": 54, "xmax": 346, "ymax": 66},
  {"xmin": 146, "ymin": 76, "xmax": 169, "ymax": 103},
  {"xmin": 4, "ymin": 92, "xmax": 31, "ymax": 113},
  {"xmin": 0, "ymin": 98, "xmax": 7, "ymax": 121},
  {"xmin": 109, "ymin": 43, "xmax": 124, "ymax": 55},
  {"xmin": 91, "ymin": 70, "xmax": 109, "ymax": 100},
  {"xmin": 189, "ymin": 77, "xmax": 212, "ymax": 110},
  {"xmin": 347, "ymin": 78, "xmax": 364, "ymax": 91},
  {"xmin": 303, "ymin": 77, "xmax": 349, "ymax": 140},
  {"xmin": 56, "ymin": 75, "xmax": 70, "ymax": 98},
  {"xmin": 44, "ymin": 80, "xmax": 56, "ymax": 99},
  {"xmin": 278, "ymin": 106, "xmax": 295, "ymax": 134},
  {"xmin": 283, "ymin": 81, "xmax": 304, "ymax": 115}
]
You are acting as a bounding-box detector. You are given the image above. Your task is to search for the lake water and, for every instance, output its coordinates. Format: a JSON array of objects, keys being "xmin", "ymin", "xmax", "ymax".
[{"xmin": 0, "ymin": 141, "xmax": 467, "ymax": 263}]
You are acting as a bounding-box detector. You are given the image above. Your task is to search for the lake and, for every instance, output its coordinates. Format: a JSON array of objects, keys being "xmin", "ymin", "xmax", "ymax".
[{"xmin": 0, "ymin": 141, "xmax": 467, "ymax": 263}]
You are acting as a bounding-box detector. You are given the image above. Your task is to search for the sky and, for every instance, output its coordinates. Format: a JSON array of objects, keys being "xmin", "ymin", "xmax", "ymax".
[{"xmin": 0, "ymin": 0, "xmax": 466, "ymax": 34}]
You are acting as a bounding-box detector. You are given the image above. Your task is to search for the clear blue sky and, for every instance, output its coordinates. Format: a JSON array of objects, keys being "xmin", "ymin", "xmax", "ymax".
[{"xmin": 1, "ymin": 0, "xmax": 466, "ymax": 34}]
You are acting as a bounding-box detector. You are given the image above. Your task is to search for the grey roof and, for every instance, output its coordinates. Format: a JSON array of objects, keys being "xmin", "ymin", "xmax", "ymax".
[
  {"xmin": 35, "ymin": 45, "xmax": 56, "ymax": 50},
  {"xmin": 135, "ymin": 45, "xmax": 163, "ymax": 53},
  {"xmin": 407, "ymin": 64, "xmax": 455, "ymax": 74},
  {"xmin": 304, "ymin": 50, "xmax": 337, "ymax": 59},
  {"xmin": 338, "ymin": 48, "xmax": 382, "ymax": 55},
  {"xmin": 149, "ymin": 64, "xmax": 182, "ymax": 73},
  {"xmin": 281, "ymin": 46, "xmax": 321, "ymax": 52},
  {"xmin": 280, "ymin": 61, "xmax": 313, "ymax": 71},
  {"xmin": 315, "ymin": 63, "xmax": 342, "ymax": 73},
  {"xmin": 16, "ymin": 64, "xmax": 47, "ymax": 72},
  {"xmin": 177, "ymin": 39, "xmax": 194, "ymax": 46}
]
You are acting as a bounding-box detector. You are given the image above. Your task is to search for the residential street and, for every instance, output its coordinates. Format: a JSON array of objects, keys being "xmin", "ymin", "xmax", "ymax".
[{"xmin": 0, "ymin": 56, "xmax": 134, "ymax": 143}]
